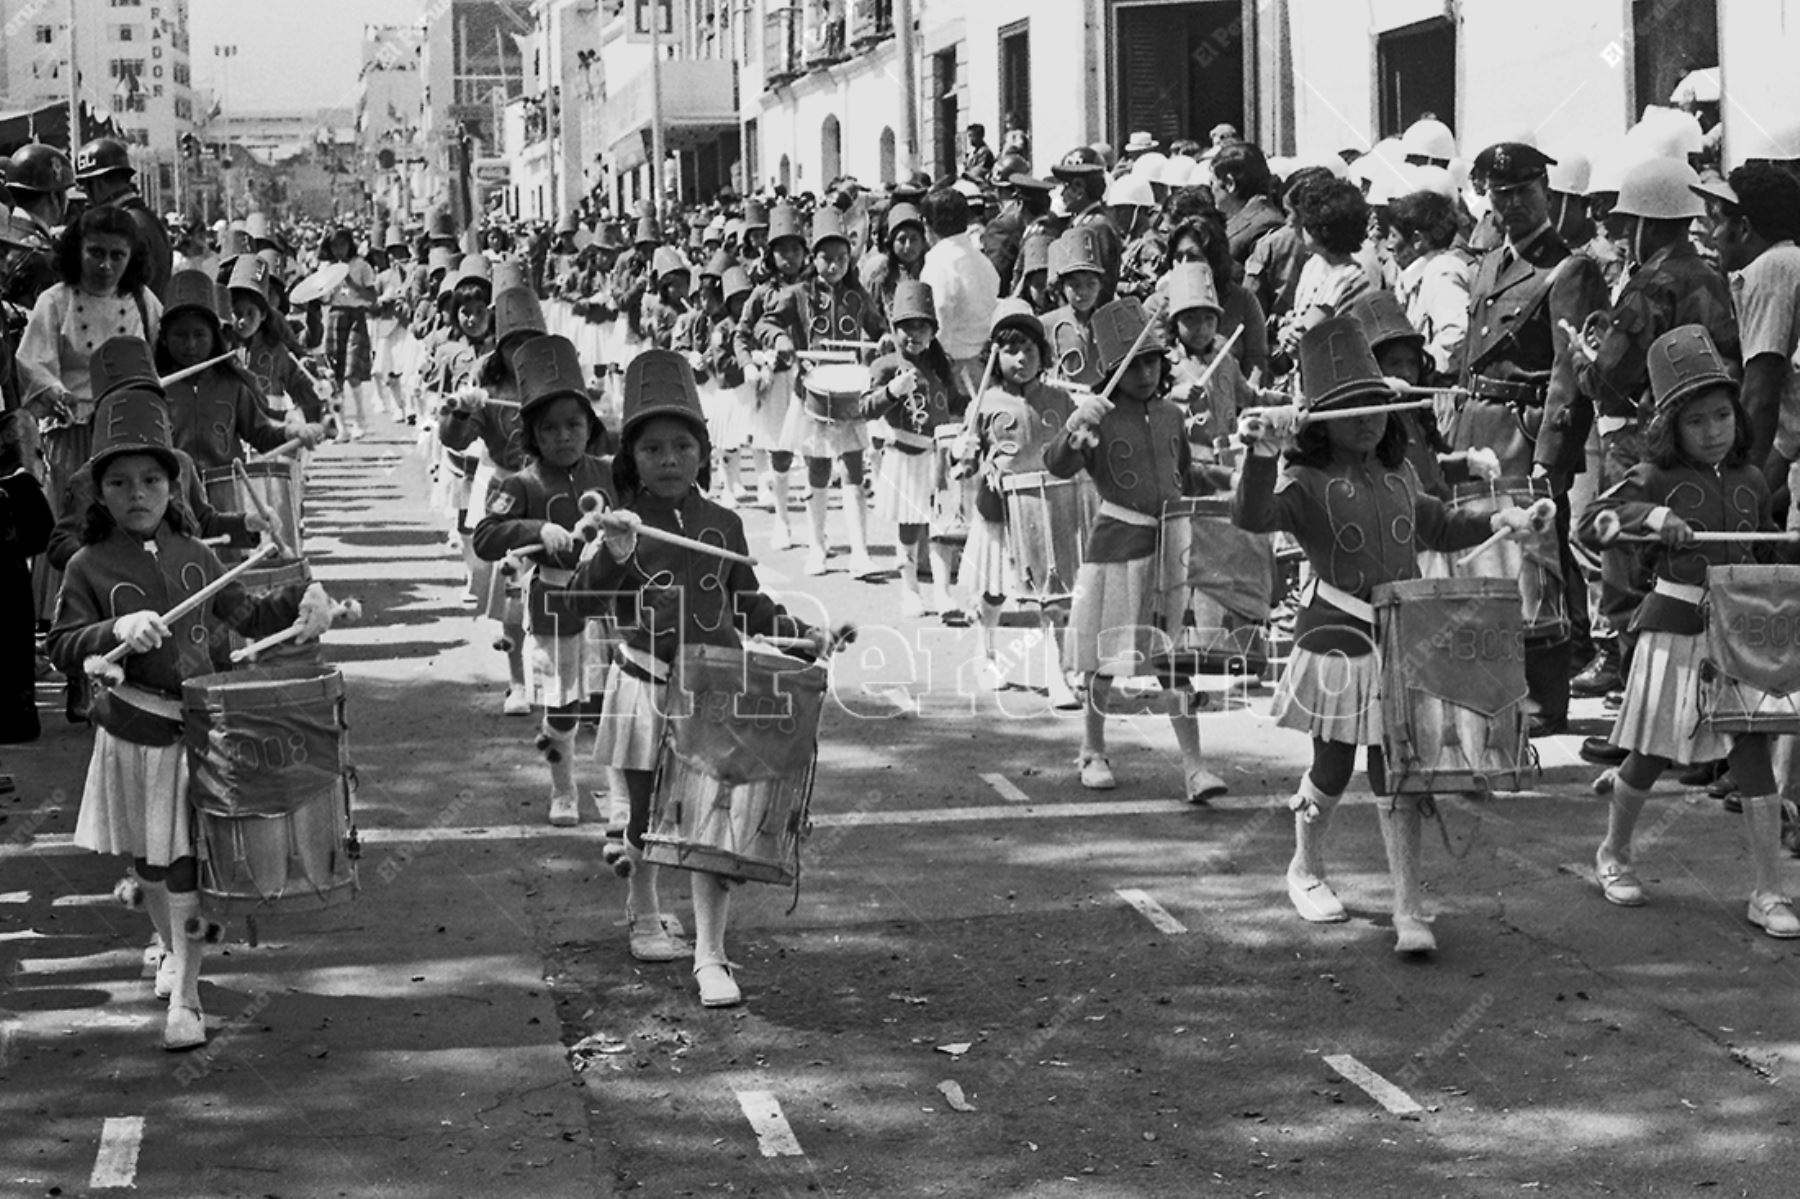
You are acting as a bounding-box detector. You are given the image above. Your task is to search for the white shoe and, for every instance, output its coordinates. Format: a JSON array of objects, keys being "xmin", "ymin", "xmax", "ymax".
[
  {"xmin": 1077, "ymin": 753, "xmax": 1115, "ymax": 790},
  {"xmin": 1287, "ymin": 870, "xmax": 1348, "ymax": 923},
  {"xmin": 1748, "ymin": 892, "xmax": 1800, "ymax": 938},
  {"xmin": 804, "ymin": 546, "xmax": 830, "ymax": 576},
  {"xmin": 900, "ymin": 589, "xmax": 926, "ymax": 618},
  {"xmin": 163, "ymin": 1003, "xmax": 207, "ymax": 1051},
  {"xmin": 771, "ymin": 523, "xmax": 798, "ymax": 551},
  {"xmin": 973, "ymin": 658, "xmax": 1005, "ymax": 692},
  {"xmin": 1393, "ymin": 914, "xmax": 1437, "ymax": 955},
  {"xmin": 154, "ymin": 951, "xmax": 178, "ymax": 1000},
  {"xmin": 1048, "ymin": 672, "xmax": 1083, "ymax": 711},
  {"xmin": 629, "ymin": 915, "xmax": 692, "ymax": 962},
  {"xmin": 847, "ymin": 551, "xmax": 881, "ymax": 580},
  {"xmin": 694, "ymin": 961, "xmax": 742, "ymax": 1007},
  {"xmin": 1185, "ymin": 766, "xmax": 1228, "ymax": 805},
  {"xmin": 502, "ymin": 687, "xmax": 531, "ymax": 716},
  {"xmin": 548, "ymin": 793, "xmax": 580, "ymax": 827}
]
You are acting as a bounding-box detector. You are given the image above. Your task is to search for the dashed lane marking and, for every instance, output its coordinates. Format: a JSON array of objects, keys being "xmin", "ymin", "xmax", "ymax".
[
  {"xmin": 979, "ymin": 773, "xmax": 1031, "ymax": 803},
  {"xmin": 1115, "ymin": 888, "xmax": 1188, "ymax": 934},
  {"xmin": 737, "ymin": 1090, "xmax": 804, "ymax": 1157},
  {"xmin": 0, "ymin": 890, "xmax": 28, "ymax": 902},
  {"xmin": 89, "ymin": 1116, "xmax": 145, "ymax": 1188},
  {"xmin": 1324, "ymin": 1053, "xmax": 1425, "ymax": 1115}
]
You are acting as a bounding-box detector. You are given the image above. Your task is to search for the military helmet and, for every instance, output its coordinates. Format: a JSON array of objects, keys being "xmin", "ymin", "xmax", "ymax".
[{"xmin": 1614, "ymin": 156, "xmax": 1705, "ymax": 221}]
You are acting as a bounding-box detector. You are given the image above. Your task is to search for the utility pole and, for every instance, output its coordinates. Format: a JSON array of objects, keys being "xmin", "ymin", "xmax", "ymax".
[
  {"xmin": 66, "ymin": 0, "xmax": 80, "ymax": 149},
  {"xmin": 649, "ymin": 0, "xmax": 667, "ymax": 221},
  {"xmin": 895, "ymin": 0, "xmax": 917, "ymax": 179}
]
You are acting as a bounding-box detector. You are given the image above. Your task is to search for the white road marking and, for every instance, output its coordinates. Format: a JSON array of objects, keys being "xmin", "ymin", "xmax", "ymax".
[
  {"xmin": 736, "ymin": 1089, "xmax": 804, "ymax": 1157},
  {"xmin": 979, "ymin": 773, "xmax": 1031, "ymax": 804},
  {"xmin": 0, "ymin": 889, "xmax": 28, "ymax": 903},
  {"xmin": 89, "ymin": 1116, "xmax": 145, "ymax": 1188},
  {"xmin": 1324, "ymin": 1054, "xmax": 1424, "ymax": 1115},
  {"xmin": 1114, "ymin": 888, "xmax": 1188, "ymax": 934},
  {"xmin": 50, "ymin": 892, "xmax": 117, "ymax": 907}
]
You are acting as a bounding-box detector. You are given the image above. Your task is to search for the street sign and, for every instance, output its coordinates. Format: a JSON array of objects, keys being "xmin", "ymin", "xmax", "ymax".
[{"xmin": 626, "ymin": 0, "xmax": 676, "ymax": 43}]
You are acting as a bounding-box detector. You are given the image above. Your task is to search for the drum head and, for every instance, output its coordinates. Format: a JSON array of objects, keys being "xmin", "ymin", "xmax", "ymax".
[{"xmin": 805, "ymin": 363, "xmax": 872, "ymax": 398}]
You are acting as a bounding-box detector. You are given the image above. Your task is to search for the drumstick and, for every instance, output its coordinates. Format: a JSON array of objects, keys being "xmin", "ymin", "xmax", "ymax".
[
  {"xmin": 85, "ymin": 542, "xmax": 279, "ymax": 679},
  {"xmin": 232, "ymin": 460, "xmax": 295, "ymax": 560},
  {"xmin": 159, "ymin": 352, "xmax": 240, "ymax": 389},
  {"xmin": 1187, "ymin": 324, "xmax": 1245, "ymax": 394},
  {"xmin": 1300, "ymin": 398, "xmax": 1435, "ymax": 423},
  {"xmin": 820, "ymin": 339, "xmax": 879, "ymax": 351},
  {"xmin": 1386, "ymin": 382, "xmax": 1469, "ymax": 398},
  {"xmin": 1069, "ymin": 296, "xmax": 1170, "ymax": 448},
  {"xmin": 229, "ymin": 598, "xmax": 362, "ymax": 663},
  {"xmin": 797, "ymin": 349, "xmax": 859, "ymax": 363},
  {"xmin": 1592, "ymin": 509, "xmax": 1800, "ymax": 546},
  {"xmin": 960, "ymin": 345, "xmax": 1001, "ymax": 434},
  {"xmin": 200, "ymin": 534, "xmax": 231, "ymax": 547},
  {"xmin": 1455, "ymin": 498, "xmax": 1556, "ymax": 567},
  {"xmin": 250, "ymin": 436, "xmax": 304, "ymax": 463}
]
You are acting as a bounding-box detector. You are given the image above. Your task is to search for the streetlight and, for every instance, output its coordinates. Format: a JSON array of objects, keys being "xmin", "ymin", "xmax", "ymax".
[{"xmin": 213, "ymin": 44, "xmax": 238, "ymax": 111}]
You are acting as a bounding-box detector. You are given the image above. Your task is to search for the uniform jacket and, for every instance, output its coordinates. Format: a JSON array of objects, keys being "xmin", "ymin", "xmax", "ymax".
[
  {"xmin": 240, "ymin": 336, "xmax": 326, "ymax": 421},
  {"xmin": 47, "ymin": 447, "xmax": 251, "ymax": 572},
  {"xmin": 1045, "ymin": 394, "xmax": 1192, "ymax": 561},
  {"xmin": 1040, "ymin": 306, "xmax": 1104, "ymax": 389},
  {"xmin": 166, "ymin": 365, "xmax": 291, "ymax": 471},
  {"xmin": 471, "ymin": 454, "xmax": 617, "ymax": 635},
  {"xmin": 856, "ymin": 350, "xmax": 964, "ymax": 448}
]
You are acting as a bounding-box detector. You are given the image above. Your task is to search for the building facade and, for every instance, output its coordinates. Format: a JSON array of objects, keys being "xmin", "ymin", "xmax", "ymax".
[{"xmin": 0, "ymin": 0, "xmax": 196, "ymax": 208}]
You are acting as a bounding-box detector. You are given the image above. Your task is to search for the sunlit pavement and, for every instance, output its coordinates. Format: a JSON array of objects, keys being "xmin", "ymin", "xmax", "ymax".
[{"xmin": 5, "ymin": 411, "xmax": 1800, "ymax": 1197}]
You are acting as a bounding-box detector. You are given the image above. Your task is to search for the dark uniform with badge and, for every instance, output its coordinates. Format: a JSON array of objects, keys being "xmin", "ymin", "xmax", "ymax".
[
  {"xmin": 1050, "ymin": 148, "xmax": 1124, "ymax": 304},
  {"xmin": 1453, "ymin": 143, "xmax": 1608, "ymax": 733}
]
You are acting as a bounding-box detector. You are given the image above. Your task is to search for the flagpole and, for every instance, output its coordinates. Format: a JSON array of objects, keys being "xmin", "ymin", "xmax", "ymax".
[
  {"xmin": 649, "ymin": 0, "xmax": 666, "ymax": 224},
  {"xmin": 67, "ymin": 0, "xmax": 79, "ymax": 149}
]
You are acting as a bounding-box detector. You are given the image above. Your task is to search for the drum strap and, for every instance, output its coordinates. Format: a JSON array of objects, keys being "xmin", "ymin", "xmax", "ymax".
[
  {"xmin": 619, "ymin": 643, "xmax": 671, "ymax": 684},
  {"xmin": 1098, "ymin": 501, "xmax": 1158, "ymax": 528},
  {"xmin": 1307, "ymin": 578, "xmax": 1375, "ymax": 625},
  {"xmin": 537, "ymin": 565, "xmax": 576, "ymax": 587},
  {"xmin": 884, "ymin": 427, "xmax": 933, "ymax": 450},
  {"xmin": 113, "ymin": 683, "xmax": 183, "ymax": 720},
  {"xmin": 1654, "ymin": 578, "xmax": 1704, "ymax": 605}
]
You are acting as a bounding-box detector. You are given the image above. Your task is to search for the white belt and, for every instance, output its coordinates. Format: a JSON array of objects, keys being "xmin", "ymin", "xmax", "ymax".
[
  {"xmin": 1653, "ymin": 578, "xmax": 1704, "ymax": 605},
  {"xmin": 112, "ymin": 683, "xmax": 181, "ymax": 720},
  {"xmin": 883, "ymin": 427, "xmax": 933, "ymax": 450},
  {"xmin": 536, "ymin": 565, "xmax": 575, "ymax": 587},
  {"xmin": 619, "ymin": 643, "xmax": 671, "ymax": 682},
  {"xmin": 1306, "ymin": 578, "xmax": 1375, "ymax": 624},
  {"xmin": 1098, "ymin": 500, "xmax": 1158, "ymax": 528}
]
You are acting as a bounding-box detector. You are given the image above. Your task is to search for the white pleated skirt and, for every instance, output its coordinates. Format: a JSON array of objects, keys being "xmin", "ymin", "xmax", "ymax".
[
  {"xmin": 74, "ymin": 727, "xmax": 192, "ymax": 866},
  {"xmin": 592, "ymin": 648, "xmax": 670, "ymax": 772},
  {"xmin": 526, "ymin": 624, "xmax": 614, "ymax": 710},
  {"xmin": 1610, "ymin": 628, "xmax": 1733, "ymax": 765},
  {"xmin": 1270, "ymin": 645, "xmax": 1384, "ymax": 747},
  {"xmin": 1062, "ymin": 556, "xmax": 1157, "ymax": 677}
]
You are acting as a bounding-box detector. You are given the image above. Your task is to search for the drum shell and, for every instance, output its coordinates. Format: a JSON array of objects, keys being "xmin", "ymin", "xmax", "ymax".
[
  {"xmin": 802, "ymin": 363, "xmax": 871, "ymax": 422},
  {"xmin": 204, "ymin": 458, "xmax": 304, "ymax": 565},
  {"xmin": 182, "ymin": 665, "xmax": 356, "ymax": 915},
  {"xmin": 1000, "ymin": 471, "xmax": 1099, "ymax": 602},
  {"xmin": 1152, "ymin": 497, "xmax": 1274, "ymax": 676},
  {"xmin": 1699, "ymin": 564, "xmax": 1800, "ymax": 735},
  {"xmin": 641, "ymin": 644, "xmax": 828, "ymax": 885},
  {"xmin": 1420, "ymin": 477, "xmax": 1567, "ymax": 641},
  {"xmin": 1372, "ymin": 576, "xmax": 1534, "ymax": 794}
]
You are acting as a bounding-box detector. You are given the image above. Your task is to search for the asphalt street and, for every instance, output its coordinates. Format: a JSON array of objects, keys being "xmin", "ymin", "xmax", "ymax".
[{"xmin": 5, "ymin": 411, "xmax": 1800, "ymax": 1198}]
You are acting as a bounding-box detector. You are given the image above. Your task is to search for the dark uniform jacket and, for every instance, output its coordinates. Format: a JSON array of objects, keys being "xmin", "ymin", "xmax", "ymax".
[
  {"xmin": 471, "ymin": 454, "xmax": 617, "ymax": 635},
  {"xmin": 1454, "ymin": 223, "xmax": 1606, "ymax": 477}
]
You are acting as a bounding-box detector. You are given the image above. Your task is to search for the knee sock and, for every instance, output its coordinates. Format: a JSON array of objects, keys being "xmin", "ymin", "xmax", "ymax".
[
  {"xmin": 690, "ymin": 872, "xmax": 731, "ymax": 968},
  {"xmin": 626, "ymin": 849, "xmax": 661, "ymax": 923},
  {"xmin": 1602, "ymin": 777, "xmax": 1651, "ymax": 864},
  {"xmin": 539, "ymin": 722, "xmax": 577, "ymax": 799},
  {"xmin": 1377, "ymin": 798, "xmax": 1426, "ymax": 919},
  {"xmin": 164, "ymin": 890, "xmax": 207, "ymax": 1012},
  {"xmin": 1291, "ymin": 778, "xmax": 1341, "ymax": 879},
  {"xmin": 1741, "ymin": 793, "xmax": 1786, "ymax": 897}
]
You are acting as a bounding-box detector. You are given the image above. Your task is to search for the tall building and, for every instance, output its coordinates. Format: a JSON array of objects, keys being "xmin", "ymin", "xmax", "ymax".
[
  {"xmin": 0, "ymin": 0, "xmax": 196, "ymax": 208},
  {"xmin": 420, "ymin": 0, "xmax": 532, "ymax": 224},
  {"xmin": 357, "ymin": 24, "xmax": 428, "ymax": 224}
]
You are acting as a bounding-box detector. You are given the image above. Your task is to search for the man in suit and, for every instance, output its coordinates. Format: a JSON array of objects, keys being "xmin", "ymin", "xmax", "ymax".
[{"xmin": 1453, "ymin": 142, "xmax": 1608, "ymax": 738}]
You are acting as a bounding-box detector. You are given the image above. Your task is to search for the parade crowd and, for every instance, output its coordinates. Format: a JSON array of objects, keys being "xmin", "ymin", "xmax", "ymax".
[{"xmin": 4, "ymin": 103, "xmax": 1800, "ymax": 1050}]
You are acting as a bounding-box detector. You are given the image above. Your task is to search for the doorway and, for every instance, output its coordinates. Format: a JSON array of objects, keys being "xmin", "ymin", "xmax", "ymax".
[{"xmin": 1111, "ymin": 1, "xmax": 1244, "ymax": 148}]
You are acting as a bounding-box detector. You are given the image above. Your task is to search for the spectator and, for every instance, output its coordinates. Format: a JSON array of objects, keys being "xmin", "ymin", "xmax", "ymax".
[
  {"xmin": 1211, "ymin": 142, "xmax": 1285, "ymax": 264},
  {"xmin": 1385, "ymin": 189, "xmax": 1472, "ymax": 377},
  {"xmin": 919, "ymin": 188, "xmax": 1000, "ymax": 386}
]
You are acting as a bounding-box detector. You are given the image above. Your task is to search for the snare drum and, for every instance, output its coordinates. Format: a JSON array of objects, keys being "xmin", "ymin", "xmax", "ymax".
[
  {"xmin": 641, "ymin": 644, "xmax": 829, "ymax": 885},
  {"xmin": 183, "ymin": 665, "xmax": 358, "ymax": 916},
  {"xmin": 1421, "ymin": 477, "xmax": 1567, "ymax": 641},
  {"xmin": 802, "ymin": 363, "xmax": 871, "ymax": 423},
  {"xmin": 231, "ymin": 559, "xmax": 320, "ymax": 668},
  {"xmin": 204, "ymin": 459, "xmax": 304, "ymax": 564},
  {"xmin": 1699, "ymin": 565, "xmax": 1800, "ymax": 735},
  {"xmin": 1152, "ymin": 497, "xmax": 1275, "ymax": 676},
  {"xmin": 1000, "ymin": 471, "xmax": 1099, "ymax": 603},
  {"xmin": 1373, "ymin": 577, "xmax": 1534, "ymax": 795}
]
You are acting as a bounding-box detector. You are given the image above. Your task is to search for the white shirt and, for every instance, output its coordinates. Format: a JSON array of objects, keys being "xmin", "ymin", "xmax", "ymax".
[
  {"xmin": 920, "ymin": 231, "xmax": 1000, "ymax": 360},
  {"xmin": 1398, "ymin": 250, "xmax": 1472, "ymax": 375}
]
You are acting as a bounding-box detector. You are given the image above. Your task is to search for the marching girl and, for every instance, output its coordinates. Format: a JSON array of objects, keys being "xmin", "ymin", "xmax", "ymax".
[
  {"xmin": 639, "ymin": 247, "xmax": 693, "ymax": 351},
  {"xmin": 959, "ymin": 299, "xmax": 1079, "ymax": 704},
  {"xmin": 1232, "ymin": 317, "xmax": 1537, "ymax": 955},
  {"xmin": 857, "ymin": 279, "xmax": 968, "ymax": 616},
  {"xmin": 155, "ymin": 270, "xmax": 323, "ymax": 471},
  {"xmin": 370, "ymin": 228, "xmax": 416, "ymax": 422},
  {"xmin": 704, "ymin": 266, "xmax": 758, "ymax": 507},
  {"xmin": 428, "ymin": 259, "xmax": 496, "ymax": 601},
  {"xmin": 316, "ymin": 227, "xmax": 381, "ymax": 442},
  {"xmin": 1015, "ymin": 230, "xmax": 1055, "ymax": 316},
  {"xmin": 862, "ymin": 202, "xmax": 928, "ymax": 325},
  {"xmin": 471, "ymin": 335, "xmax": 618, "ymax": 831},
  {"xmin": 1047, "ymin": 297, "xmax": 1229, "ymax": 803},
  {"xmin": 229, "ymin": 255, "xmax": 329, "ymax": 427},
  {"xmin": 48, "ymin": 388, "xmax": 336, "ymax": 1050},
  {"xmin": 1163, "ymin": 262, "xmax": 1284, "ymax": 490},
  {"xmin": 583, "ymin": 348, "xmax": 834, "ymax": 1005},
  {"xmin": 733, "ymin": 202, "xmax": 808, "ymax": 549},
  {"xmin": 1040, "ymin": 228, "xmax": 1108, "ymax": 390},
  {"xmin": 1578, "ymin": 326, "xmax": 1799, "ymax": 938},
  {"xmin": 440, "ymin": 269, "xmax": 538, "ymax": 716}
]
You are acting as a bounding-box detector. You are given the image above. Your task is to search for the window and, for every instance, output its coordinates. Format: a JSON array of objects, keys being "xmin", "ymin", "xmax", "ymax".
[
  {"xmin": 1632, "ymin": 0, "xmax": 1718, "ymax": 151},
  {"xmin": 821, "ymin": 114, "xmax": 842, "ymax": 183},
  {"xmin": 35, "ymin": 24, "xmax": 55, "ymax": 43},
  {"xmin": 998, "ymin": 20, "xmax": 1030, "ymax": 142},
  {"xmin": 120, "ymin": 94, "xmax": 146, "ymax": 112},
  {"xmin": 111, "ymin": 0, "xmax": 143, "ymax": 6},
  {"xmin": 109, "ymin": 58, "xmax": 147, "ymax": 79},
  {"xmin": 1114, "ymin": 1, "xmax": 1243, "ymax": 150},
  {"xmin": 1377, "ymin": 18, "xmax": 1456, "ymax": 137},
  {"xmin": 932, "ymin": 47, "xmax": 959, "ymax": 181},
  {"xmin": 113, "ymin": 24, "xmax": 136, "ymax": 41}
]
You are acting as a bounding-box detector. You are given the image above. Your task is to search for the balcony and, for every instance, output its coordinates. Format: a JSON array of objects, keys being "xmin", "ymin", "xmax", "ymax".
[
  {"xmin": 763, "ymin": 5, "xmax": 802, "ymax": 89},
  {"xmin": 801, "ymin": 2, "xmax": 847, "ymax": 69},
  {"xmin": 599, "ymin": 58, "xmax": 736, "ymax": 170},
  {"xmin": 847, "ymin": 0, "xmax": 893, "ymax": 48}
]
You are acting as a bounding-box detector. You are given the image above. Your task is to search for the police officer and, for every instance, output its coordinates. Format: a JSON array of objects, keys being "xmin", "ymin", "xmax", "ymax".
[
  {"xmin": 2, "ymin": 145, "xmax": 73, "ymax": 342},
  {"xmin": 1050, "ymin": 147, "xmax": 1123, "ymax": 303},
  {"xmin": 981, "ymin": 168, "xmax": 1051, "ymax": 294},
  {"xmin": 74, "ymin": 137, "xmax": 172, "ymax": 299},
  {"xmin": 1454, "ymin": 141, "xmax": 1609, "ymax": 737},
  {"xmin": 1555, "ymin": 156, "xmax": 1739, "ymax": 756}
]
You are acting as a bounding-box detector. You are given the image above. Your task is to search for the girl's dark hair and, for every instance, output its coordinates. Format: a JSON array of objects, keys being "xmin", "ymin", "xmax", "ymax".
[
  {"xmin": 81, "ymin": 464, "xmax": 193, "ymax": 544},
  {"xmin": 1160, "ymin": 212, "xmax": 1234, "ymax": 296},
  {"xmin": 318, "ymin": 228, "xmax": 357, "ymax": 263},
  {"xmin": 987, "ymin": 322, "xmax": 1049, "ymax": 368},
  {"xmin": 1387, "ymin": 191, "xmax": 1460, "ymax": 251},
  {"xmin": 55, "ymin": 206, "xmax": 150, "ymax": 293},
  {"xmin": 1284, "ymin": 413, "xmax": 1409, "ymax": 470},
  {"xmin": 1296, "ymin": 179, "xmax": 1371, "ymax": 255},
  {"xmin": 1165, "ymin": 185, "xmax": 1218, "ymax": 228},
  {"xmin": 519, "ymin": 394, "xmax": 602, "ymax": 461},
  {"xmin": 1280, "ymin": 166, "xmax": 1336, "ymax": 217},
  {"xmin": 1645, "ymin": 386, "xmax": 1750, "ymax": 469},
  {"xmin": 612, "ymin": 413, "xmax": 713, "ymax": 499}
]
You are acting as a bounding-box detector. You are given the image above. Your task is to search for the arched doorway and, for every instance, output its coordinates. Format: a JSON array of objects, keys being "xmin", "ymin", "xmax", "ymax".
[
  {"xmin": 778, "ymin": 154, "xmax": 792, "ymax": 192},
  {"xmin": 821, "ymin": 115, "xmax": 842, "ymax": 183},
  {"xmin": 878, "ymin": 127, "xmax": 896, "ymax": 185}
]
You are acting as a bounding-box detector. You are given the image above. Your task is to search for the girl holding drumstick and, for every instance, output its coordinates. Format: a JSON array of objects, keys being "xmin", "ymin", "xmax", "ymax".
[
  {"xmin": 48, "ymin": 388, "xmax": 336, "ymax": 1050},
  {"xmin": 1233, "ymin": 318, "xmax": 1539, "ymax": 955},
  {"xmin": 1577, "ymin": 326, "xmax": 1799, "ymax": 937},
  {"xmin": 584, "ymin": 349, "xmax": 836, "ymax": 1008}
]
